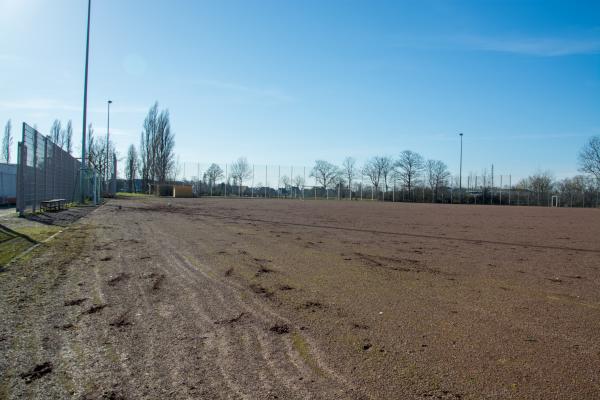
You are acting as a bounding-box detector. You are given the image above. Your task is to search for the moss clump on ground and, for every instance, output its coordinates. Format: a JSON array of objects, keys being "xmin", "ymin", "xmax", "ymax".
[{"xmin": 291, "ymin": 331, "xmax": 325, "ymax": 376}]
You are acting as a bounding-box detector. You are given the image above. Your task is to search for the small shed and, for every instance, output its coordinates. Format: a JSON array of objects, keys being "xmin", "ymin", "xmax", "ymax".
[{"xmin": 173, "ymin": 185, "xmax": 193, "ymax": 198}]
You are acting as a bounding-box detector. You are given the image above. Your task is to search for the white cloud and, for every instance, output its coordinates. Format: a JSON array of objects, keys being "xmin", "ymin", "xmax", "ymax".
[
  {"xmin": 394, "ymin": 32, "xmax": 600, "ymax": 57},
  {"xmin": 191, "ymin": 79, "xmax": 294, "ymax": 103},
  {"xmin": 453, "ymin": 34, "xmax": 600, "ymax": 57},
  {"xmin": 0, "ymin": 98, "xmax": 147, "ymax": 114}
]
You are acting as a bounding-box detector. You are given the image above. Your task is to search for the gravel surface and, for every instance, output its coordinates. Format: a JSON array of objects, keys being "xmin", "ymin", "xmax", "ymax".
[{"xmin": 1, "ymin": 197, "xmax": 599, "ymax": 399}]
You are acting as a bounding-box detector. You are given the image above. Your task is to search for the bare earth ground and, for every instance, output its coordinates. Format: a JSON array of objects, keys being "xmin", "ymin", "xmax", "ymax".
[{"xmin": 1, "ymin": 197, "xmax": 599, "ymax": 399}]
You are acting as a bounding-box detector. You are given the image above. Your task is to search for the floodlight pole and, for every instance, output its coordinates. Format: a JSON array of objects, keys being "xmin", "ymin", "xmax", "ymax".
[
  {"xmin": 459, "ymin": 132, "xmax": 463, "ymax": 203},
  {"xmin": 106, "ymin": 99, "xmax": 112, "ymax": 192},
  {"xmin": 80, "ymin": 0, "xmax": 92, "ymax": 203}
]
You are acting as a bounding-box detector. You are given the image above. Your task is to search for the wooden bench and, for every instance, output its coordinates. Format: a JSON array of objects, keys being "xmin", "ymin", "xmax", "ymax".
[{"xmin": 40, "ymin": 199, "xmax": 67, "ymax": 212}]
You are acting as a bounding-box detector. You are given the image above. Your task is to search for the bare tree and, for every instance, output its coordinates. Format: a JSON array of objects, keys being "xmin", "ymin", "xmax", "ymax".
[
  {"xmin": 526, "ymin": 170, "xmax": 554, "ymax": 205},
  {"xmin": 310, "ymin": 160, "xmax": 339, "ymax": 196},
  {"xmin": 91, "ymin": 133, "xmax": 116, "ymax": 185},
  {"xmin": 293, "ymin": 175, "xmax": 305, "ymax": 198},
  {"xmin": 426, "ymin": 159, "xmax": 450, "ymax": 202},
  {"xmin": 125, "ymin": 144, "xmax": 138, "ymax": 192},
  {"xmin": 396, "ymin": 150, "xmax": 424, "ymax": 200},
  {"xmin": 153, "ymin": 109, "xmax": 175, "ymax": 184},
  {"xmin": 378, "ymin": 156, "xmax": 394, "ymax": 194},
  {"xmin": 50, "ymin": 120, "xmax": 62, "ymax": 147},
  {"xmin": 64, "ymin": 120, "xmax": 73, "ymax": 154},
  {"xmin": 362, "ymin": 158, "xmax": 384, "ymax": 198},
  {"xmin": 140, "ymin": 102, "xmax": 159, "ymax": 188},
  {"xmin": 2, "ymin": 119, "xmax": 12, "ymax": 163},
  {"xmin": 204, "ymin": 163, "xmax": 224, "ymax": 189},
  {"xmin": 230, "ymin": 157, "xmax": 252, "ymax": 195},
  {"xmin": 342, "ymin": 157, "xmax": 356, "ymax": 199},
  {"xmin": 579, "ymin": 136, "xmax": 600, "ymax": 183},
  {"xmin": 139, "ymin": 102, "xmax": 175, "ymax": 187},
  {"xmin": 557, "ymin": 175, "xmax": 589, "ymax": 207},
  {"xmin": 529, "ymin": 171, "xmax": 554, "ymax": 193},
  {"xmin": 87, "ymin": 123, "xmax": 95, "ymax": 167}
]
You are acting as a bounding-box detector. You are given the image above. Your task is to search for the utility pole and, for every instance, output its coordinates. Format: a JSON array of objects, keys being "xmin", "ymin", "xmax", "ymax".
[
  {"xmin": 459, "ymin": 132, "xmax": 463, "ymax": 203},
  {"xmin": 80, "ymin": 0, "xmax": 92, "ymax": 203}
]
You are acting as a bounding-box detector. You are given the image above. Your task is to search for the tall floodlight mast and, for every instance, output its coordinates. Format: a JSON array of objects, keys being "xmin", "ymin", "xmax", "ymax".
[
  {"xmin": 80, "ymin": 0, "xmax": 92, "ymax": 203},
  {"xmin": 459, "ymin": 132, "xmax": 464, "ymax": 203}
]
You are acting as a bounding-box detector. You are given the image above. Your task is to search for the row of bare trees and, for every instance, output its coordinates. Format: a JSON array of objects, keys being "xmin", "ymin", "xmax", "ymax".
[
  {"xmin": 49, "ymin": 119, "xmax": 74, "ymax": 155},
  {"xmin": 185, "ymin": 152, "xmax": 449, "ymax": 201},
  {"xmin": 2, "ymin": 119, "xmax": 74, "ymax": 164},
  {"xmin": 123, "ymin": 133, "xmax": 600, "ymax": 206},
  {"xmin": 311, "ymin": 151, "xmax": 450, "ymax": 201},
  {"xmin": 85, "ymin": 123, "xmax": 116, "ymax": 186},
  {"xmin": 124, "ymin": 102, "xmax": 176, "ymax": 192}
]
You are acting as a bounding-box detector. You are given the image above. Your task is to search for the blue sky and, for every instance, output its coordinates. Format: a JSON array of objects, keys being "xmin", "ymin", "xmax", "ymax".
[{"xmin": 1, "ymin": 0, "xmax": 599, "ymax": 180}]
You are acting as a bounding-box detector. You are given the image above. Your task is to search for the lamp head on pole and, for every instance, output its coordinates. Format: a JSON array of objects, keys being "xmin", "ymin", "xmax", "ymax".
[{"xmin": 108, "ymin": 100, "xmax": 112, "ymax": 105}]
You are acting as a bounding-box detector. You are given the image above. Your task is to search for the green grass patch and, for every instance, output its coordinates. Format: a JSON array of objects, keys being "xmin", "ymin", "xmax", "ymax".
[
  {"xmin": 0, "ymin": 230, "xmax": 13, "ymax": 242},
  {"xmin": 18, "ymin": 225, "xmax": 62, "ymax": 242},
  {"xmin": 116, "ymin": 192, "xmax": 152, "ymax": 198},
  {"xmin": 0, "ymin": 237, "xmax": 34, "ymax": 266}
]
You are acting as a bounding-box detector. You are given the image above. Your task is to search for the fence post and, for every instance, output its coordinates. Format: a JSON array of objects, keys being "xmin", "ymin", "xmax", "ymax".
[
  {"xmin": 508, "ymin": 175, "xmax": 511, "ymax": 205},
  {"xmin": 303, "ymin": 167, "xmax": 306, "ymax": 200},
  {"xmin": 43, "ymin": 137, "xmax": 48, "ymax": 203},
  {"xmin": 112, "ymin": 153, "xmax": 117, "ymax": 195},
  {"xmin": 17, "ymin": 143, "xmax": 26, "ymax": 215},
  {"xmin": 32, "ymin": 130, "xmax": 38, "ymax": 212}
]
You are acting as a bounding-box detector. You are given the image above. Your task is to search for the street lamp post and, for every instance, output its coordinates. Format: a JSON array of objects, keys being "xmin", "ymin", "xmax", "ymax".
[
  {"xmin": 459, "ymin": 132, "xmax": 463, "ymax": 203},
  {"xmin": 80, "ymin": 0, "xmax": 92, "ymax": 203},
  {"xmin": 106, "ymin": 100, "xmax": 112, "ymax": 193}
]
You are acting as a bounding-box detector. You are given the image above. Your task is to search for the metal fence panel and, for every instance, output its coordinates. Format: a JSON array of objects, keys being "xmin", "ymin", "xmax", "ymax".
[{"xmin": 16, "ymin": 123, "xmax": 101, "ymax": 214}]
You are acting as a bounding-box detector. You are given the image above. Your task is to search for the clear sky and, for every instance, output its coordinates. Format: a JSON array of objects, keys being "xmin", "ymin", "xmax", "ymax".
[{"xmin": 1, "ymin": 0, "xmax": 599, "ymax": 180}]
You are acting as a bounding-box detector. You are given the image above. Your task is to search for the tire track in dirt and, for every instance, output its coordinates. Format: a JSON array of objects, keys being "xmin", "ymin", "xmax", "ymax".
[
  {"xmin": 143, "ymin": 221, "xmax": 303, "ymax": 398},
  {"xmin": 135, "ymin": 219, "xmax": 243, "ymax": 398},
  {"xmin": 140, "ymin": 218, "xmax": 283, "ymax": 399},
  {"xmin": 139, "ymin": 210, "xmax": 358, "ymax": 399},
  {"xmin": 167, "ymin": 215, "xmax": 364, "ymax": 394}
]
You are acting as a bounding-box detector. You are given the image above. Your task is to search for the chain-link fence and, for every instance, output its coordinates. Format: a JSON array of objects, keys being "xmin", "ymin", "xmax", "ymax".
[
  {"xmin": 16, "ymin": 123, "xmax": 104, "ymax": 214},
  {"xmin": 160, "ymin": 161, "xmax": 600, "ymax": 208}
]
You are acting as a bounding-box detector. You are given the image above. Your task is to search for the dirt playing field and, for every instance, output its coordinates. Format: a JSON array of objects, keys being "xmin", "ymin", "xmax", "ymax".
[{"xmin": 1, "ymin": 197, "xmax": 599, "ymax": 399}]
